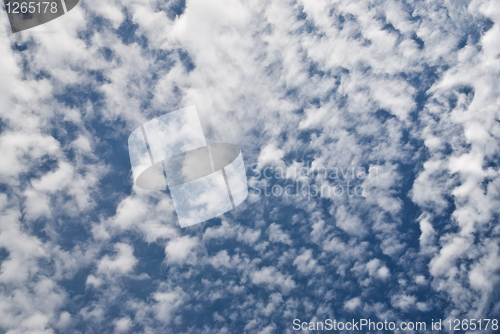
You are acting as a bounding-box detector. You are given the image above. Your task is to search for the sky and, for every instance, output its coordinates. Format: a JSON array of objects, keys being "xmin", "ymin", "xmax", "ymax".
[{"xmin": 0, "ymin": 0, "xmax": 499, "ymax": 333}]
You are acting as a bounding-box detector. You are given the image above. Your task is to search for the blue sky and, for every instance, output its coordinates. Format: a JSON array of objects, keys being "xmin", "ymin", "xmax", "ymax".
[{"xmin": 0, "ymin": 0, "xmax": 500, "ymax": 333}]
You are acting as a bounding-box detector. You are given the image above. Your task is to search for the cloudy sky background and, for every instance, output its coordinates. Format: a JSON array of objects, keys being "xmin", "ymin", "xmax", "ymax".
[{"xmin": 1, "ymin": 0, "xmax": 500, "ymax": 333}]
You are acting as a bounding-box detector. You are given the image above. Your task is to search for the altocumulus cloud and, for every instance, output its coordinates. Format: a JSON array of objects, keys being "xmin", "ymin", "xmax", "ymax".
[{"xmin": 0, "ymin": 0, "xmax": 499, "ymax": 333}]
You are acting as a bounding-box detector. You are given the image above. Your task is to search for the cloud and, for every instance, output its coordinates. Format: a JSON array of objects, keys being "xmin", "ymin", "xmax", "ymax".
[
  {"xmin": 114, "ymin": 316, "xmax": 132, "ymax": 333},
  {"xmin": 250, "ymin": 266, "xmax": 296, "ymax": 294},
  {"xmin": 97, "ymin": 243, "xmax": 137, "ymax": 276},
  {"xmin": 293, "ymin": 249, "xmax": 320, "ymax": 274},
  {"xmin": 344, "ymin": 297, "xmax": 362, "ymax": 311},
  {"xmin": 152, "ymin": 286, "xmax": 186, "ymax": 324},
  {"xmin": 267, "ymin": 223, "xmax": 292, "ymax": 245},
  {"xmin": 365, "ymin": 258, "xmax": 391, "ymax": 280},
  {"xmin": 165, "ymin": 235, "xmax": 198, "ymax": 263},
  {"xmin": 391, "ymin": 294, "xmax": 417, "ymax": 312},
  {"xmin": 258, "ymin": 143, "xmax": 285, "ymax": 166}
]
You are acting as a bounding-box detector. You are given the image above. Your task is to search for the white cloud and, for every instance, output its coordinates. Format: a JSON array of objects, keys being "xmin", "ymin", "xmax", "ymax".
[
  {"xmin": 391, "ymin": 294, "xmax": 417, "ymax": 312},
  {"xmin": 165, "ymin": 235, "xmax": 198, "ymax": 263},
  {"xmin": 293, "ymin": 249, "xmax": 320, "ymax": 274},
  {"xmin": 414, "ymin": 275, "xmax": 427, "ymax": 285},
  {"xmin": 86, "ymin": 275, "xmax": 104, "ymax": 289},
  {"xmin": 365, "ymin": 259, "xmax": 391, "ymax": 280},
  {"xmin": 267, "ymin": 223, "xmax": 292, "ymax": 245},
  {"xmin": 97, "ymin": 243, "xmax": 137, "ymax": 276},
  {"xmin": 418, "ymin": 213, "xmax": 437, "ymax": 255},
  {"xmin": 109, "ymin": 196, "xmax": 150, "ymax": 230},
  {"xmin": 334, "ymin": 206, "xmax": 365, "ymax": 237},
  {"xmin": 209, "ymin": 250, "xmax": 231, "ymax": 269},
  {"xmin": 258, "ymin": 143, "xmax": 285, "ymax": 166},
  {"xmin": 114, "ymin": 316, "xmax": 132, "ymax": 333},
  {"xmin": 344, "ymin": 297, "xmax": 362, "ymax": 311},
  {"xmin": 152, "ymin": 287, "xmax": 186, "ymax": 324},
  {"xmin": 251, "ymin": 266, "xmax": 296, "ymax": 294}
]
